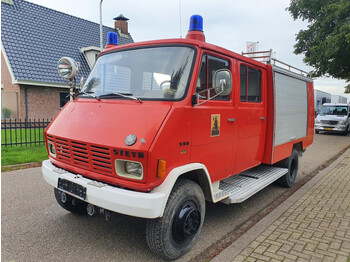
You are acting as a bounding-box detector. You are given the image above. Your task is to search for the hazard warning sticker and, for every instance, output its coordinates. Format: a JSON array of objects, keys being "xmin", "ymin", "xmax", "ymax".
[{"xmin": 211, "ymin": 114, "xmax": 220, "ymax": 137}]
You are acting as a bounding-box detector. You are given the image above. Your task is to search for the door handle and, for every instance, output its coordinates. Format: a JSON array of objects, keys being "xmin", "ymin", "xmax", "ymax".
[
  {"xmin": 227, "ymin": 118, "xmax": 236, "ymax": 122},
  {"xmin": 260, "ymin": 117, "xmax": 265, "ymax": 120}
]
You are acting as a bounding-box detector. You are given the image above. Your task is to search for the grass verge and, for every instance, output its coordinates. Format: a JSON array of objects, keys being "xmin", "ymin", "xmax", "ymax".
[
  {"xmin": 2, "ymin": 128, "xmax": 45, "ymax": 146},
  {"xmin": 1, "ymin": 145, "xmax": 48, "ymax": 171}
]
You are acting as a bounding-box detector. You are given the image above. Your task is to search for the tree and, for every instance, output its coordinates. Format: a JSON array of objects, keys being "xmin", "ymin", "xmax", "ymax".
[{"xmin": 287, "ymin": 0, "xmax": 350, "ymax": 93}]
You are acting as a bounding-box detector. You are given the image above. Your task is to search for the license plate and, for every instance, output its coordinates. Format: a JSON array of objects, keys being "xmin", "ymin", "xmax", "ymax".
[
  {"xmin": 58, "ymin": 178, "xmax": 87, "ymax": 200},
  {"xmin": 325, "ymin": 128, "xmax": 333, "ymax": 131}
]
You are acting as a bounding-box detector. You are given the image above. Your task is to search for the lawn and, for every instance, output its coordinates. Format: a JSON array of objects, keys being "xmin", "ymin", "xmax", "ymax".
[
  {"xmin": 2, "ymin": 128, "xmax": 45, "ymax": 146},
  {"xmin": 1, "ymin": 127, "xmax": 48, "ymax": 170},
  {"xmin": 1, "ymin": 144, "xmax": 48, "ymax": 168}
]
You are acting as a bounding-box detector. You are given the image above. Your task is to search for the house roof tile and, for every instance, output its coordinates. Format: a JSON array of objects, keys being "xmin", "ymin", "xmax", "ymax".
[{"xmin": 1, "ymin": 0, "xmax": 134, "ymax": 85}]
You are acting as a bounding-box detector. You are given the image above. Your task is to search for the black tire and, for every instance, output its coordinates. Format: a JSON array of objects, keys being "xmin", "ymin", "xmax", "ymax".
[
  {"xmin": 146, "ymin": 179, "xmax": 205, "ymax": 261},
  {"xmin": 315, "ymin": 130, "xmax": 319, "ymax": 134},
  {"xmin": 54, "ymin": 188, "xmax": 87, "ymax": 214},
  {"xmin": 342, "ymin": 126, "xmax": 348, "ymax": 136},
  {"xmin": 276, "ymin": 148, "xmax": 299, "ymax": 188}
]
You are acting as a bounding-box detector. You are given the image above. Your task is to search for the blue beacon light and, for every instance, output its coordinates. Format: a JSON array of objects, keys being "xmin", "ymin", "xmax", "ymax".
[
  {"xmin": 107, "ymin": 32, "xmax": 118, "ymax": 45},
  {"xmin": 189, "ymin": 15, "xmax": 203, "ymax": 32}
]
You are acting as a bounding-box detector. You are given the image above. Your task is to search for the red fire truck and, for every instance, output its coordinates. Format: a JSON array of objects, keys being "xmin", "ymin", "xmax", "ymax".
[{"xmin": 42, "ymin": 15, "xmax": 314, "ymax": 260}]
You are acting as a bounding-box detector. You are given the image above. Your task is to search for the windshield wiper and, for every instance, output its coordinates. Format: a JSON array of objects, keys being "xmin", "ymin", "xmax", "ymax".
[
  {"xmin": 77, "ymin": 91, "xmax": 100, "ymax": 100},
  {"xmin": 98, "ymin": 92, "xmax": 142, "ymax": 103}
]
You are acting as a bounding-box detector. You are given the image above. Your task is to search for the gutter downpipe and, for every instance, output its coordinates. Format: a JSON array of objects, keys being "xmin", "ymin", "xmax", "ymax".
[
  {"xmin": 25, "ymin": 86, "xmax": 28, "ymax": 120},
  {"xmin": 100, "ymin": 0, "xmax": 104, "ymax": 50}
]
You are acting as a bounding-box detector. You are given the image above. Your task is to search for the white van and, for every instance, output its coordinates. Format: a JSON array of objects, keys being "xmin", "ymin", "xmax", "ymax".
[{"xmin": 315, "ymin": 103, "xmax": 350, "ymax": 135}]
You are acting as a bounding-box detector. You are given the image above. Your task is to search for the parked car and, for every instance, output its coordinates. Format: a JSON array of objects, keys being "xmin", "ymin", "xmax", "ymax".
[{"xmin": 315, "ymin": 103, "xmax": 350, "ymax": 135}]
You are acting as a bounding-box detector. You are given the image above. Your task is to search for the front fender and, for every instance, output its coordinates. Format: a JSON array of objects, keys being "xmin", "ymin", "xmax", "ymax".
[{"xmin": 152, "ymin": 163, "xmax": 215, "ymax": 217}]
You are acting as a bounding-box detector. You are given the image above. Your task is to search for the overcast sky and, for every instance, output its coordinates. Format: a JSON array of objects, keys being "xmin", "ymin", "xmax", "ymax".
[{"xmin": 27, "ymin": 0, "xmax": 349, "ymax": 100}]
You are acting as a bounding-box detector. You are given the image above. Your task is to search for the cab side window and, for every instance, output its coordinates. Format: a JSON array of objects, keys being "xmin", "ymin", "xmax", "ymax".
[
  {"xmin": 196, "ymin": 55, "xmax": 207, "ymax": 99},
  {"xmin": 208, "ymin": 56, "xmax": 230, "ymax": 100},
  {"xmin": 240, "ymin": 64, "xmax": 261, "ymax": 102},
  {"xmin": 196, "ymin": 54, "xmax": 231, "ymax": 101}
]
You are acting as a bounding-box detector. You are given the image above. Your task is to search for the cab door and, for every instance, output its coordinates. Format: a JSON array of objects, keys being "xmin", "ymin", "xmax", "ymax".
[
  {"xmin": 233, "ymin": 63, "xmax": 267, "ymax": 174},
  {"xmin": 191, "ymin": 53, "xmax": 236, "ymax": 183}
]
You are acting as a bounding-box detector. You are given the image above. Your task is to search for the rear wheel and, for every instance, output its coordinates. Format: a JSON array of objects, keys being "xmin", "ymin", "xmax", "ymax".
[
  {"xmin": 146, "ymin": 179, "xmax": 205, "ymax": 260},
  {"xmin": 54, "ymin": 188, "xmax": 87, "ymax": 214},
  {"xmin": 315, "ymin": 130, "xmax": 319, "ymax": 134},
  {"xmin": 276, "ymin": 148, "xmax": 299, "ymax": 188}
]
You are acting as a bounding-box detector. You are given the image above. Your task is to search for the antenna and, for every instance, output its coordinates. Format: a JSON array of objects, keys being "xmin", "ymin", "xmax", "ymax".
[{"xmin": 179, "ymin": 0, "xmax": 182, "ymax": 38}]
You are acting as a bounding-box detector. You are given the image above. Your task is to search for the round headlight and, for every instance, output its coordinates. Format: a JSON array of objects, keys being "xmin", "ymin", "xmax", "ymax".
[
  {"xmin": 58, "ymin": 57, "xmax": 79, "ymax": 79},
  {"xmin": 125, "ymin": 161, "xmax": 142, "ymax": 177}
]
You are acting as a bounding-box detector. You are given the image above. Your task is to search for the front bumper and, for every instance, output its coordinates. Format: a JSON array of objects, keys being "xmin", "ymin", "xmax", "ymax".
[
  {"xmin": 315, "ymin": 124, "xmax": 347, "ymax": 132},
  {"xmin": 42, "ymin": 160, "xmax": 166, "ymax": 218}
]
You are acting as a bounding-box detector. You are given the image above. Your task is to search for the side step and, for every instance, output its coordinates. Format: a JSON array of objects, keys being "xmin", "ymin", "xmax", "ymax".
[{"xmin": 219, "ymin": 165, "xmax": 288, "ymax": 204}]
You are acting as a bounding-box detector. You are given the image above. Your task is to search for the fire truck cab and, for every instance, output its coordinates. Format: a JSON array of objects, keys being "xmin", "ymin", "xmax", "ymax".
[{"xmin": 42, "ymin": 15, "xmax": 314, "ymax": 260}]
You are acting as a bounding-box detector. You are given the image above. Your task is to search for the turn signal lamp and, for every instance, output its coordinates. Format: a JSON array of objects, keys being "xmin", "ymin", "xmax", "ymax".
[
  {"xmin": 157, "ymin": 159, "xmax": 167, "ymax": 179},
  {"xmin": 186, "ymin": 15, "xmax": 205, "ymax": 42}
]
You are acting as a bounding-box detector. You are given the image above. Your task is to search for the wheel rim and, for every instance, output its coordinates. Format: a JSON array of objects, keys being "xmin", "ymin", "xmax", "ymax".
[{"xmin": 172, "ymin": 201, "xmax": 201, "ymax": 244}]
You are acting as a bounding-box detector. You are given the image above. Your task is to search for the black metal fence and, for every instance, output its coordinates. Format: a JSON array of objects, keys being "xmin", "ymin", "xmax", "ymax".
[{"xmin": 1, "ymin": 118, "xmax": 52, "ymax": 147}]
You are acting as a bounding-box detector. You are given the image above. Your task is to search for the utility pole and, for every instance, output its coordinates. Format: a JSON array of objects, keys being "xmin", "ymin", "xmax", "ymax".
[{"xmin": 100, "ymin": 0, "xmax": 104, "ymax": 50}]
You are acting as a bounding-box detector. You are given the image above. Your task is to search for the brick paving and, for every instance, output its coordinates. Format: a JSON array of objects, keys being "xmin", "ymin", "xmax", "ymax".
[{"xmin": 214, "ymin": 150, "xmax": 350, "ymax": 262}]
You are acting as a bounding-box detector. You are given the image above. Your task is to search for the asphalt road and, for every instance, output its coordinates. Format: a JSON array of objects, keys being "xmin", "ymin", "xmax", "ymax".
[{"xmin": 2, "ymin": 133, "xmax": 350, "ymax": 262}]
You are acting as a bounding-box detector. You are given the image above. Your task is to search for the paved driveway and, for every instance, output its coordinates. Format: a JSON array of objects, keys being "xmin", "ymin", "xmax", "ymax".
[{"xmin": 2, "ymin": 133, "xmax": 350, "ymax": 261}]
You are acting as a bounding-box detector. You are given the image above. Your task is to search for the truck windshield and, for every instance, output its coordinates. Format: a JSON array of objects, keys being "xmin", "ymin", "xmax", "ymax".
[
  {"xmin": 81, "ymin": 46, "xmax": 195, "ymax": 100},
  {"xmin": 320, "ymin": 106, "xmax": 348, "ymax": 116}
]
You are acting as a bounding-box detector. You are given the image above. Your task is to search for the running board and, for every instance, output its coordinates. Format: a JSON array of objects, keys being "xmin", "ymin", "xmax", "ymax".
[{"xmin": 219, "ymin": 165, "xmax": 288, "ymax": 204}]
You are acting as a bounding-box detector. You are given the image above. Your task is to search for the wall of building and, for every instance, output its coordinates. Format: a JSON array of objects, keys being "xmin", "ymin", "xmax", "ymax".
[
  {"xmin": 2, "ymin": 50, "xmax": 70, "ymax": 120},
  {"xmin": 1, "ymin": 51, "xmax": 22, "ymax": 118},
  {"xmin": 26, "ymin": 85, "xmax": 69, "ymax": 119}
]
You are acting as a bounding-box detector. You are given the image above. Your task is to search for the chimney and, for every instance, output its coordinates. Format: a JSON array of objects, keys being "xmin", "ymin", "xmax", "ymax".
[{"xmin": 114, "ymin": 14, "xmax": 129, "ymax": 35}]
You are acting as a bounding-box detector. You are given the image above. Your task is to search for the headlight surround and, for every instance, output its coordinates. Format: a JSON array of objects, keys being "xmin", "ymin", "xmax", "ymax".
[
  {"xmin": 48, "ymin": 142, "xmax": 56, "ymax": 157},
  {"xmin": 115, "ymin": 159, "xmax": 143, "ymax": 180},
  {"xmin": 339, "ymin": 120, "xmax": 346, "ymax": 125},
  {"xmin": 315, "ymin": 119, "xmax": 320, "ymax": 124}
]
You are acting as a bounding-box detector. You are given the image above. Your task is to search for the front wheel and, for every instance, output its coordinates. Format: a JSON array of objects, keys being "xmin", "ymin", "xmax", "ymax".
[
  {"xmin": 146, "ymin": 179, "xmax": 205, "ymax": 260},
  {"xmin": 276, "ymin": 148, "xmax": 299, "ymax": 188},
  {"xmin": 342, "ymin": 126, "xmax": 349, "ymax": 136}
]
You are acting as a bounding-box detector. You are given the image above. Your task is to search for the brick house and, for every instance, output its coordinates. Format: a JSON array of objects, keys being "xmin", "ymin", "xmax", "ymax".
[{"xmin": 1, "ymin": 0, "xmax": 134, "ymax": 119}]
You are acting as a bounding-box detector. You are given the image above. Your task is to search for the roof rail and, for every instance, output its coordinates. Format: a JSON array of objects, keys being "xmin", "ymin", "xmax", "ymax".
[{"xmin": 242, "ymin": 49, "xmax": 311, "ymax": 77}]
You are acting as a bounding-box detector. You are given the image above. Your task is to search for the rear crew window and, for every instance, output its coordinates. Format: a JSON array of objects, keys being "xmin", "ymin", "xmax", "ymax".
[{"xmin": 240, "ymin": 65, "xmax": 261, "ymax": 102}]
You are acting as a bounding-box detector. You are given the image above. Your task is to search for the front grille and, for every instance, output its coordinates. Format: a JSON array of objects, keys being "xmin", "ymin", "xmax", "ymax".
[
  {"xmin": 90, "ymin": 145, "xmax": 112, "ymax": 174},
  {"xmin": 320, "ymin": 120, "xmax": 338, "ymax": 125},
  {"xmin": 48, "ymin": 135, "xmax": 113, "ymax": 176}
]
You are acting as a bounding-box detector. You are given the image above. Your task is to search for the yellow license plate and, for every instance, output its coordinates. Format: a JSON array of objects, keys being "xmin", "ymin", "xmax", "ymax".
[{"xmin": 325, "ymin": 128, "xmax": 333, "ymax": 131}]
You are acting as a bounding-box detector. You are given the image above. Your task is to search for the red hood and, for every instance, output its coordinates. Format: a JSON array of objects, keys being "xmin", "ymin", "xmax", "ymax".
[{"xmin": 46, "ymin": 100, "xmax": 171, "ymax": 151}]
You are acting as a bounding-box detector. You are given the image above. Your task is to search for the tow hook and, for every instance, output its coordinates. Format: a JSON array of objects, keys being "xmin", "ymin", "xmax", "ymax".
[
  {"xmin": 87, "ymin": 204, "xmax": 96, "ymax": 216},
  {"xmin": 86, "ymin": 204, "xmax": 111, "ymax": 220},
  {"xmin": 60, "ymin": 192, "xmax": 67, "ymax": 203}
]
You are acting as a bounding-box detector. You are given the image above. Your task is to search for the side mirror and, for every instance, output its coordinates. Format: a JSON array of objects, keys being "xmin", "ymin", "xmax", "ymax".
[{"xmin": 214, "ymin": 69, "xmax": 232, "ymax": 96}]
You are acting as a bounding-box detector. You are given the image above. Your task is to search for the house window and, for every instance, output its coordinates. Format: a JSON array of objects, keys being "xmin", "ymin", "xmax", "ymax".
[
  {"xmin": 240, "ymin": 64, "xmax": 261, "ymax": 102},
  {"xmin": 196, "ymin": 54, "xmax": 231, "ymax": 100},
  {"xmin": 59, "ymin": 92, "xmax": 69, "ymax": 108}
]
